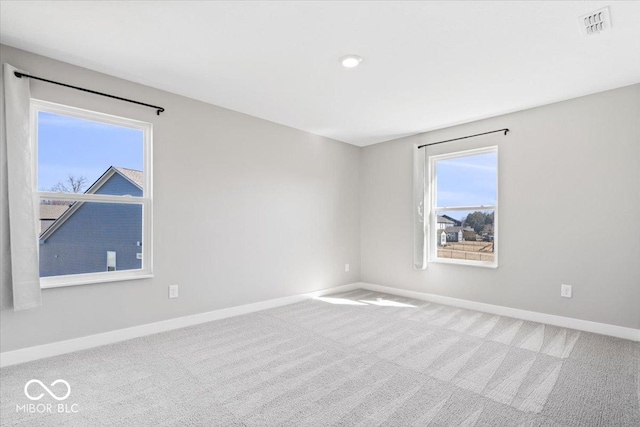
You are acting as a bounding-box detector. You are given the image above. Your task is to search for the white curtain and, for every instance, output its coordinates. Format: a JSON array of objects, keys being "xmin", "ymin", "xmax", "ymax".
[
  {"xmin": 1, "ymin": 63, "xmax": 42, "ymax": 310},
  {"xmin": 413, "ymin": 144, "xmax": 427, "ymax": 269}
]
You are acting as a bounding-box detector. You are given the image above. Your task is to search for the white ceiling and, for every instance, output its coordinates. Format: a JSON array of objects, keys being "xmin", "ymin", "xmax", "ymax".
[{"xmin": 1, "ymin": 1, "xmax": 639, "ymax": 146}]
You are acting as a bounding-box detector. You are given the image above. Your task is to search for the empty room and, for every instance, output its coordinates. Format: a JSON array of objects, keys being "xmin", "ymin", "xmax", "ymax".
[{"xmin": 0, "ymin": 1, "xmax": 639, "ymax": 426}]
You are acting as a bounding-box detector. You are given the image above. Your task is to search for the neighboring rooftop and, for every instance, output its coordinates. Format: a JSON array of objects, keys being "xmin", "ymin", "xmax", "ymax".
[
  {"xmin": 437, "ymin": 216, "xmax": 455, "ymax": 225},
  {"xmin": 40, "ymin": 204, "xmax": 70, "ymax": 220},
  {"xmin": 39, "ymin": 204, "xmax": 71, "ymax": 235},
  {"xmin": 113, "ymin": 167, "xmax": 143, "ymax": 189}
]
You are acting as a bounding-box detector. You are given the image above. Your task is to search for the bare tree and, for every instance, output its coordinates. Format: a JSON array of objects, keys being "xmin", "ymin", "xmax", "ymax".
[
  {"xmin": 41, "ymin": 175, "xmax": 88, "ymax": 205},
  {"xmin": 50, "ymin": 175, "xmax": 87, "ymax": 193}
]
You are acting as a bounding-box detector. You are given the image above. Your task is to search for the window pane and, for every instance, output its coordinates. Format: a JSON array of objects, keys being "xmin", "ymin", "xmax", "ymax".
[
  {"xmin": 107, "ymin": 251, "xmax": 117, "ymax": 271},
  {"xmin": 37, "ymin": 112, "xmax": 144, "ymax": 196},
  {"xmin": 39, "ymin": 199, "xmax": 143, "ymax": 277},
  {"xmin": 435, "ymin": 151, "xmax": 497, "ymax": 207},
  {"xmin": 435, "ymin": 210, "xmax": 494, "ymax": 262}
]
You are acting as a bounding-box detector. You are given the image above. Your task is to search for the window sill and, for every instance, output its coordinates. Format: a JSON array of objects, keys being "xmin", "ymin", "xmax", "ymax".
[
  {"xmin": 429, "ymin": 258, "xmax": 498, "ymax": 269},
  {"xmin": 40, "ymin": 271, "xmax": 153, "ymax": 289}
]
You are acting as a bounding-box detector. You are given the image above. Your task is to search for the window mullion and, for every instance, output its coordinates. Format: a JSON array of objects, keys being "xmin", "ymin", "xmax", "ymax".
[
  {"xmin": 38, "ymin": 192, "xmax": 146, "ymax": 204},
  {"xmin": 434, "ymin": 205, "xmax": 496, "ymax": 212}
]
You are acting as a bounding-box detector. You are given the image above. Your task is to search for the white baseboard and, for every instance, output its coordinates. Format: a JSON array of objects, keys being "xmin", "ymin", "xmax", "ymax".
[
  {"xmin": 356, "ymin": 282, "xmax": 640, "ymax": 342},
  {"xmin": 3, "ymin": 281, "xmax": 637, "ymax": 367},
  {"xmin": 0, "ymin": 282, "xmax": 360, "ymax": 368}
]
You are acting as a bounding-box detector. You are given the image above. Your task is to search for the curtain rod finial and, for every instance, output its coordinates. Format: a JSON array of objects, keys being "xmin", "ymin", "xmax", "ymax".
[{"xmin": 14, "ymin": 71, "xmax": 23, "ymax": 78}]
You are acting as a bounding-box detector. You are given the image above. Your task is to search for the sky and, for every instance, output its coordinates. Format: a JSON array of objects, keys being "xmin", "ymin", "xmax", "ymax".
[
  {"xmin": 435, "ymin": 151, "xmax": 497, "ymax": 220},
  {"xmin": 38, "ymin": 111, "xmax": 143, "ymax": 192}
]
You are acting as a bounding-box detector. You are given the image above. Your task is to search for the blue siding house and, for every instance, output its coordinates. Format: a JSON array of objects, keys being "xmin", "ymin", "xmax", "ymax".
[{"xmin": 39, "ymin": 167, "xmax": 143, "ymax": 277}]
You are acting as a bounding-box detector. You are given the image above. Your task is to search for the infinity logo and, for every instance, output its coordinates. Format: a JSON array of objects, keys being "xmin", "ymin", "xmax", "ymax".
[{"xmin": 24, "ymin": 379, "xmax": 71, "ymax": 401}]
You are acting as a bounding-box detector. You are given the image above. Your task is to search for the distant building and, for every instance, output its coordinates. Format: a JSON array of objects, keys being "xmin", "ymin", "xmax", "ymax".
[
  {"xmin": 443, "ymin": 226, "xmax": 476, "ymax": 242},
  {"xmin": 437, "ymin": 215, "xmax": 456, "ymax": 230},
  {"xmin": 482, "ymin": 223, "xmax": 494, "ymax": 235},
  {"xmin": 441, "ymin": 214, "xmax": 462, "ymax": 227},
  {"xmin": 39, "ymin": 166, "xmax": 143, "ymax": 277}
]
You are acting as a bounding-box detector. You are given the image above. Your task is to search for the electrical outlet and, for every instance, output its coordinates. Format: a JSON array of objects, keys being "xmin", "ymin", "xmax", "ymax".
[
  {"xmin": 561, "ymin": 284, "xmax": 572, "ymax": 298},
  {"xmin": 345, "ymin": 264, "xmax": 350, "ymax": 272},
  {"xmin": 169, "ymin": 285, "xmax": 179, "ymax": 299}
]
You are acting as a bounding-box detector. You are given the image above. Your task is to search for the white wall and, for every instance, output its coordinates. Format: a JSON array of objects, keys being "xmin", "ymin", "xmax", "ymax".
[
  {"xmin": 2, "ymin": 44, "xmax": 638, "ymax": 355},
  {"xmin": 361, "ymin": 84, "xmax": 640, "ymax": 329},
  {"xmin": 0, "ymin": 45, "xmax": 361, "ymax": 352}
]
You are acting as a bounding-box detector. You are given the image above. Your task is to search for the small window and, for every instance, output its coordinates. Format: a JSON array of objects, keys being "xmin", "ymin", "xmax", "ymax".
[
  {"xmin": 33, "ymin": 100, "xmax": 153, "ymax": 287},
  {"xmin": 429, "ymin": 147, "xmax": 498, "ymax": 267},
  {"xmin": 107, "ymin": 251, "xmax": 116, "ymax": 272}
]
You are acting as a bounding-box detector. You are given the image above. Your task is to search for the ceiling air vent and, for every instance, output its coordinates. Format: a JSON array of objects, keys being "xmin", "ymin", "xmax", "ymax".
[{"xmin": 578, "ymin": 6, "xmax": 611, "ymax": 35}]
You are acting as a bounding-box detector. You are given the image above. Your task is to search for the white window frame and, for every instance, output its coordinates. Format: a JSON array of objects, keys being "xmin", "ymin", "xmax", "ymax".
[
  {"xmin": 31, "ymin": 99, "xmax": 153, "ymax": 288},
  {"xmin": 427, "ymin": 146, "xmax": 498, "ymax": 268}
]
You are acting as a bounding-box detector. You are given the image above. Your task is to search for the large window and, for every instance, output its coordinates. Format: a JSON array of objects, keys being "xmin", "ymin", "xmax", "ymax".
[
  {"xmin": 429, "ymin": 147, "xmax": 497, "ymax": 267},
  {"xmin": 32, "ymin": 100, "xmax": 152, "ymax": 287}
]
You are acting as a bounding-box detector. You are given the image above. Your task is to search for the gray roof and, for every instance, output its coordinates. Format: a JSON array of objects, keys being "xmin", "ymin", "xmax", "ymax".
[
  {"xmin": 40, "ymin": 204, "xmax": 70, "ymax": 220},
  {"xmin": 114, "ymin": 167, "xmax": 143, "ymax": 189},
  {"xmin": 437, "ymin": 216, "xmax": 455, "ymax": 224},
  {"xmin": 441, "ymin": 215, "xmax": 462, "ymax": 225}
]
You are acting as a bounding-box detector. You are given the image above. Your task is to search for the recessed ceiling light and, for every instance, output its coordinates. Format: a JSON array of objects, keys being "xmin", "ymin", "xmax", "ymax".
[{"xmin": 340, "ymin": 54, "xmax": 362, "ymax": 68}]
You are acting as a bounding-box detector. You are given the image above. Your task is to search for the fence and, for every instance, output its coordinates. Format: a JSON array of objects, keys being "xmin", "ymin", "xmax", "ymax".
[{"xmin": 437, "ymin": 241, "xmax": 494, "ymax": 262}]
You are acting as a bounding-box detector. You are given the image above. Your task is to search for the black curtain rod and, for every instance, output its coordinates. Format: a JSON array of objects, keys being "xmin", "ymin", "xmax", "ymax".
[
  {"xmin": 418, "ymin": 128, "xmax": 509, "ymax": 149},
  {"xmin": 14, "ymin": 71, "xmax": 165, "ymax": 115}
]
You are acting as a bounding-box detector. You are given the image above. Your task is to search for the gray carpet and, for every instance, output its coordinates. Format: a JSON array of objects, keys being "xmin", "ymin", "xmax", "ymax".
[{"xmin": 1, "ymin": 288, "xmax": 639, "ymax": 426}]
